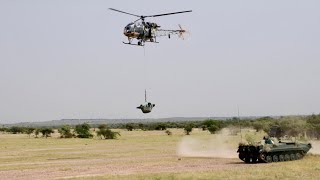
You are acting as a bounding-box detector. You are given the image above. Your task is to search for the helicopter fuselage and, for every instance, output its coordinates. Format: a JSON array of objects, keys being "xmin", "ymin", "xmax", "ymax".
[{"xmin": 123, "ymin": 22, "xmax": 159, "ymax": 45}]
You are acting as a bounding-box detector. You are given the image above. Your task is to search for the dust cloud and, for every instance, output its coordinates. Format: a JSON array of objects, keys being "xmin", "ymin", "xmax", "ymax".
[
  {"xmin": 177, "ymin": 128, "xmax": 238, "ymax": 158},
  {"xmin": 309, "ymin": 141, "xmax": 320, "ymax": 155}
]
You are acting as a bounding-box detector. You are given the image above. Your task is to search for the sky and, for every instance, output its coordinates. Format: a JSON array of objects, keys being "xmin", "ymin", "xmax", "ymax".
[{"xmin": 0, "ymin": 0, "xmax": 320, "ymax": 123}]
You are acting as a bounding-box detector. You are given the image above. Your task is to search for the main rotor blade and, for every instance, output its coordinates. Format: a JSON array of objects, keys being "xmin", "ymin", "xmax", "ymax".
[
  {"xmin": 145, "ymin": 10, "xmax": 192, "ymax": 18},
  {"xmin": 109, "ymin": 8, "xmax": 140, "ymax": 17}
]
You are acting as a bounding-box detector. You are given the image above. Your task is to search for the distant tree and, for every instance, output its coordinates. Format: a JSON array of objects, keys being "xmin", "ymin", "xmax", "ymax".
[
  {"xmin": 58, "ymin": 125, "xmax": 74, "ymax": 138},
  {"xmin": 96, "ymin": 124, "xmax": 120, "ymax": 139},
  {"xmin": 252, "ymin": 121, "xmax": 270, "ymax": 132},
  {"xmin": 277, "ymin": 116, "xmax": 306, "ymax": 138},
  {"xmin": 9, "ymin": 126, "xmax": 24, "ymax": 134},
  {"xmin": 306, "ymin": 114, "xmax": 320, "ymax": 125},
  {"xmin": 75, "ymin": 123, "xmax": 93, "ymax": 138},
  {"xmin": 155, "ymin": 123, "xmax": 167, "ymax": 130},
  {"xmin": 184, "ymin": 124, "xmax": 194, "ymax": 135},
  {"xmin": 306, "ymin": 114, "xmax": 320, "ymax": 139},
  {"xmin": 201, "ymin": 125, "xmax": 207, "ymax": 131},
  {"xmin": 138, "ymin": 123, "xmax": 145, "ymax": 130},
  {"xmin": 40, "ymin": 128, "xmax": 54, "ymax": 138},
  {"xmin": 125, "ymin": 123, "xmax": 135, "ymax": 131},
  {"xmin": 35, "ymin": 128, "xmax": 41, "ymax": 138},
  {"xmin": 25, "ymin": 127, "xmax": 35, "ymax": 138},
  {"xmin": 202, "ymin": 120, "xmax": 224, "ymax": 130},
  {"xmin": 208, "ymin": 125, "xmax": 219, "ymax": 134},
  {"xmin": 165, "ymin": 130, "xmax": 172, "ymax": 136},
  {"xmin": 0, "ymin": 127, "xmax": 8, "ymax": 133}
]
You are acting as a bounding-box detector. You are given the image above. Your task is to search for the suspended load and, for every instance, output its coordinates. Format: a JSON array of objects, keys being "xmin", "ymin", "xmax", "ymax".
[{"xmin": 137, "ymin": 90, "xmax": 155, "ymax": 113}]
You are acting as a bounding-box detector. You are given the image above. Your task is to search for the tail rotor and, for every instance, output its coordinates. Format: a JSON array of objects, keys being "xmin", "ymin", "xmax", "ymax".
[{"xmin": 178, "ymin": 24, "xmax": 190, "ymax": 40}]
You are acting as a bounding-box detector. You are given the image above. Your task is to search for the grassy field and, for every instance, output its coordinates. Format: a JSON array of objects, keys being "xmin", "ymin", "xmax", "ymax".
[{"xmin": 0, "ymin": 128, "xmax": 320, "ymax": 179}]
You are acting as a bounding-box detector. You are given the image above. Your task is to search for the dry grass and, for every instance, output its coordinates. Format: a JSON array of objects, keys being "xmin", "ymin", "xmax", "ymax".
[{"xmin": 0, "ymin": 129, "xmax": 320, "ymax": 180}]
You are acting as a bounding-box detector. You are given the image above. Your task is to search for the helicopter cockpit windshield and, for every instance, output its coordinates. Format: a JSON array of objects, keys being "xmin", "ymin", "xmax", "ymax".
[{"xmin": 124, "ymin": 23, "xmax": 134, "ymax": 33}]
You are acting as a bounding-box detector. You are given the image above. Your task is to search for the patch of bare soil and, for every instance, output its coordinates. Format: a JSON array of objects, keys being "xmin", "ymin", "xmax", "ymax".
[{"xmin": 0, "ymin": 156, "xmax": 249, "ymax": 180}]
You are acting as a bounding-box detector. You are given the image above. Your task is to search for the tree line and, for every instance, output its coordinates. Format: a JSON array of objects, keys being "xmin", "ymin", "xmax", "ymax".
[
  {"xmin": 0, "ymin": 123, "xmax": 120, "ymax": 139},
  {"xmin": 1, "ymin": 114, "xmax": 320, "ymax": 139}
]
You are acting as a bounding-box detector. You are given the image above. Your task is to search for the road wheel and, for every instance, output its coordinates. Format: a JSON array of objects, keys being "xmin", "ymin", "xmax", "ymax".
[
  {"xmin": 273, "ymin": 155, "xmax": 279, "ymax": 162},
  {"xmin": 284, "ymin": 154, "xmax": 290, "ymax": 161},
  {"xmin": 290, "ymin": 154, "xmax": 296, "ymax": 160},
  {"xmin": 266, "ymin": 155, "xmax": 272, "ymax": 163},
  {"xmin": 279, "ymin": 155, "xmax": 285, "ymax": 161},
  {"xmin": 296, "ymin": 153, "xmax": 302, "ymax": 159}
]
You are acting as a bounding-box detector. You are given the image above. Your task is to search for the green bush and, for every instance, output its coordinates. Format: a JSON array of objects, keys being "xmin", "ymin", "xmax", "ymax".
[
  {"xmin": 96, "ymin": 124, "xmax": 120, "ymax": 139},
  {"xmin": 75, "ymin": 123, "xmax": 93, "ymax": 138},
  {"xmin": 25, "ymin": 127, "xmax": 35, "ymax": 138},
  {"xmin": 58, "ymin": 125, "xmax": 74, "ymax": 138},
  {"xmin": 208, "ymin": 125, "xmax": 219, "ymax": 134},
  {"xmin": 165, "ymin": 130, "xmax": 172, "ymax": 135},
  {"xmin": 125, "ymin": 123, "xmax": 135, "ymax": 131},
  {"xmin": 9, "ymin": 126, "xmax": 25, "ymax": 134},
  {"xmin": 184, "ymin": 124, "xmax": 194, "ymax": 135},
  {"xmin": 40, "ymin": 128, "xmax": 54, "ymax": 138}
]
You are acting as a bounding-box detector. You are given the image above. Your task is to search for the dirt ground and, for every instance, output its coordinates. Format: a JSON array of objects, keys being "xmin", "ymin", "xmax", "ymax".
[
  {"xmin": 0, "ymin": 155, "xmax": 248, "ymax": 179},
  {"xmin": 4, "ymin": 129, "xmax": 315, "ymax": 179}
]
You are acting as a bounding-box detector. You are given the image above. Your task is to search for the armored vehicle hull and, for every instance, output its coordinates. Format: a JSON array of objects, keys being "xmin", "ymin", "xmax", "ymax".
[{"xmin": 238, "ymin": 142, "xmax": 312, "ymax": 163}]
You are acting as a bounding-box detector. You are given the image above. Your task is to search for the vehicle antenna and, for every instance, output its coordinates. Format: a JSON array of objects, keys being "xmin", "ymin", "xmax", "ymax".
[{"xmin": 238, "ymin": 105, "xmax": 242, "ymax": 143}]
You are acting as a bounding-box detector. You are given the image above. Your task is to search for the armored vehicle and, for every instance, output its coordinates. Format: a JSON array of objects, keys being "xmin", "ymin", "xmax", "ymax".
[{"xmin": 237, "ymin": 139, "xmax": 312, "ymax": 163}]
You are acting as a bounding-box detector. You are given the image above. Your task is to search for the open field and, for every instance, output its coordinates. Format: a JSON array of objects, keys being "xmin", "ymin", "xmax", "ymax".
[{"xmin": 1, "ymin": 129, "xmax": 320, "ymax": 180}]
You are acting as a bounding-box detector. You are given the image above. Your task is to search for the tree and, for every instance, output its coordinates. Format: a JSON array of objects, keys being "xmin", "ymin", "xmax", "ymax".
[
  {"xmin": 278, "ymin": 116, "xmax": 306, "ymax": 138},
  {"xmin": 9, "ymin": 126, "xmax": 24, "ymax": 134},
  {"xmin": 184, "ymin": 124, "xmax": 194, "ymax": 135},
  {"xmin": 208, "ymin": 125, "xmax": 219, "ymax": 134},
  {"xmin": 96, "ymin": 124, "xmax": 120, "ymax": 139},
  {"xmin": 155, "ymin": 123, "xmax": 167, "ymax": 130},
  {"xmin": 25, "ymin": 127, "xmax": 35, "ymax": 138},
  {"xmin": 138, "ymin": 123, "xmax": 145, "ymax": 130},
  {"xmin": 201, "ymin": 125, "xmax": 207, "ymax": 131},
  {"xmin": 35, "ymin": 128, "xmax": 41, "ymax": 138},
  {"xmin": 306, "ymin": 114, "xmax": 320, "ymax": 139},
  {"xmin": 125, "ymin": 123, "xmax": 134, "ymax": 131},
  {"xmin": 40, "ymin": 128, "xmax": 54, "ymax": 138},
  {"xmin": 165, "ymin": 130, "xmax": 172, "ymax": 135},
  {"xmin": 75, "ymin": 123, "xmax": 93, "ymax": 138},
  {"xmin": 0, "ymin": 127, "xmax": 8, "ymax": 133},
  {"xmin": 202, "ymin": 120, "xmax": 223, "ymax": 130},
  {"xmin": 58, "ymin": 125, "xmax": 74, "ymax": 138}
]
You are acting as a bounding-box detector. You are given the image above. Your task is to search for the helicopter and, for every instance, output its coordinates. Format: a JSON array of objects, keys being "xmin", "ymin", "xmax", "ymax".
[
  {"xmin": 109, "ymin": 8, "xmax": 192, "ymax": 46},
  {"xmin": 137, "ymin": 90, "xmax": 155, "ymax": 113}
]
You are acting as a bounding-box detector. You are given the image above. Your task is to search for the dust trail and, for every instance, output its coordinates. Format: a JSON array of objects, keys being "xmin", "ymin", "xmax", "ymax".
[
  {"xmin": 177, "ymin": 128, "xmax": 238, "ymax": 158},
  {"xmin": 309, "ymin": 141, "xmax": 320, "ymax": 155}
]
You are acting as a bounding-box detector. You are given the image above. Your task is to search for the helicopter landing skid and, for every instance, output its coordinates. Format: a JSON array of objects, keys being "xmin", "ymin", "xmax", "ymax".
[{"xmin": 123, "ymin": 42, "xmax": 144, "ymax": 46}]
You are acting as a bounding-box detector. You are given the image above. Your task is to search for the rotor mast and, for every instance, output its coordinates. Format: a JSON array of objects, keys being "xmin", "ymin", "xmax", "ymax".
[{"xmin": 145, "ymin": 89, "xmax": 147, "ymax": 102}]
